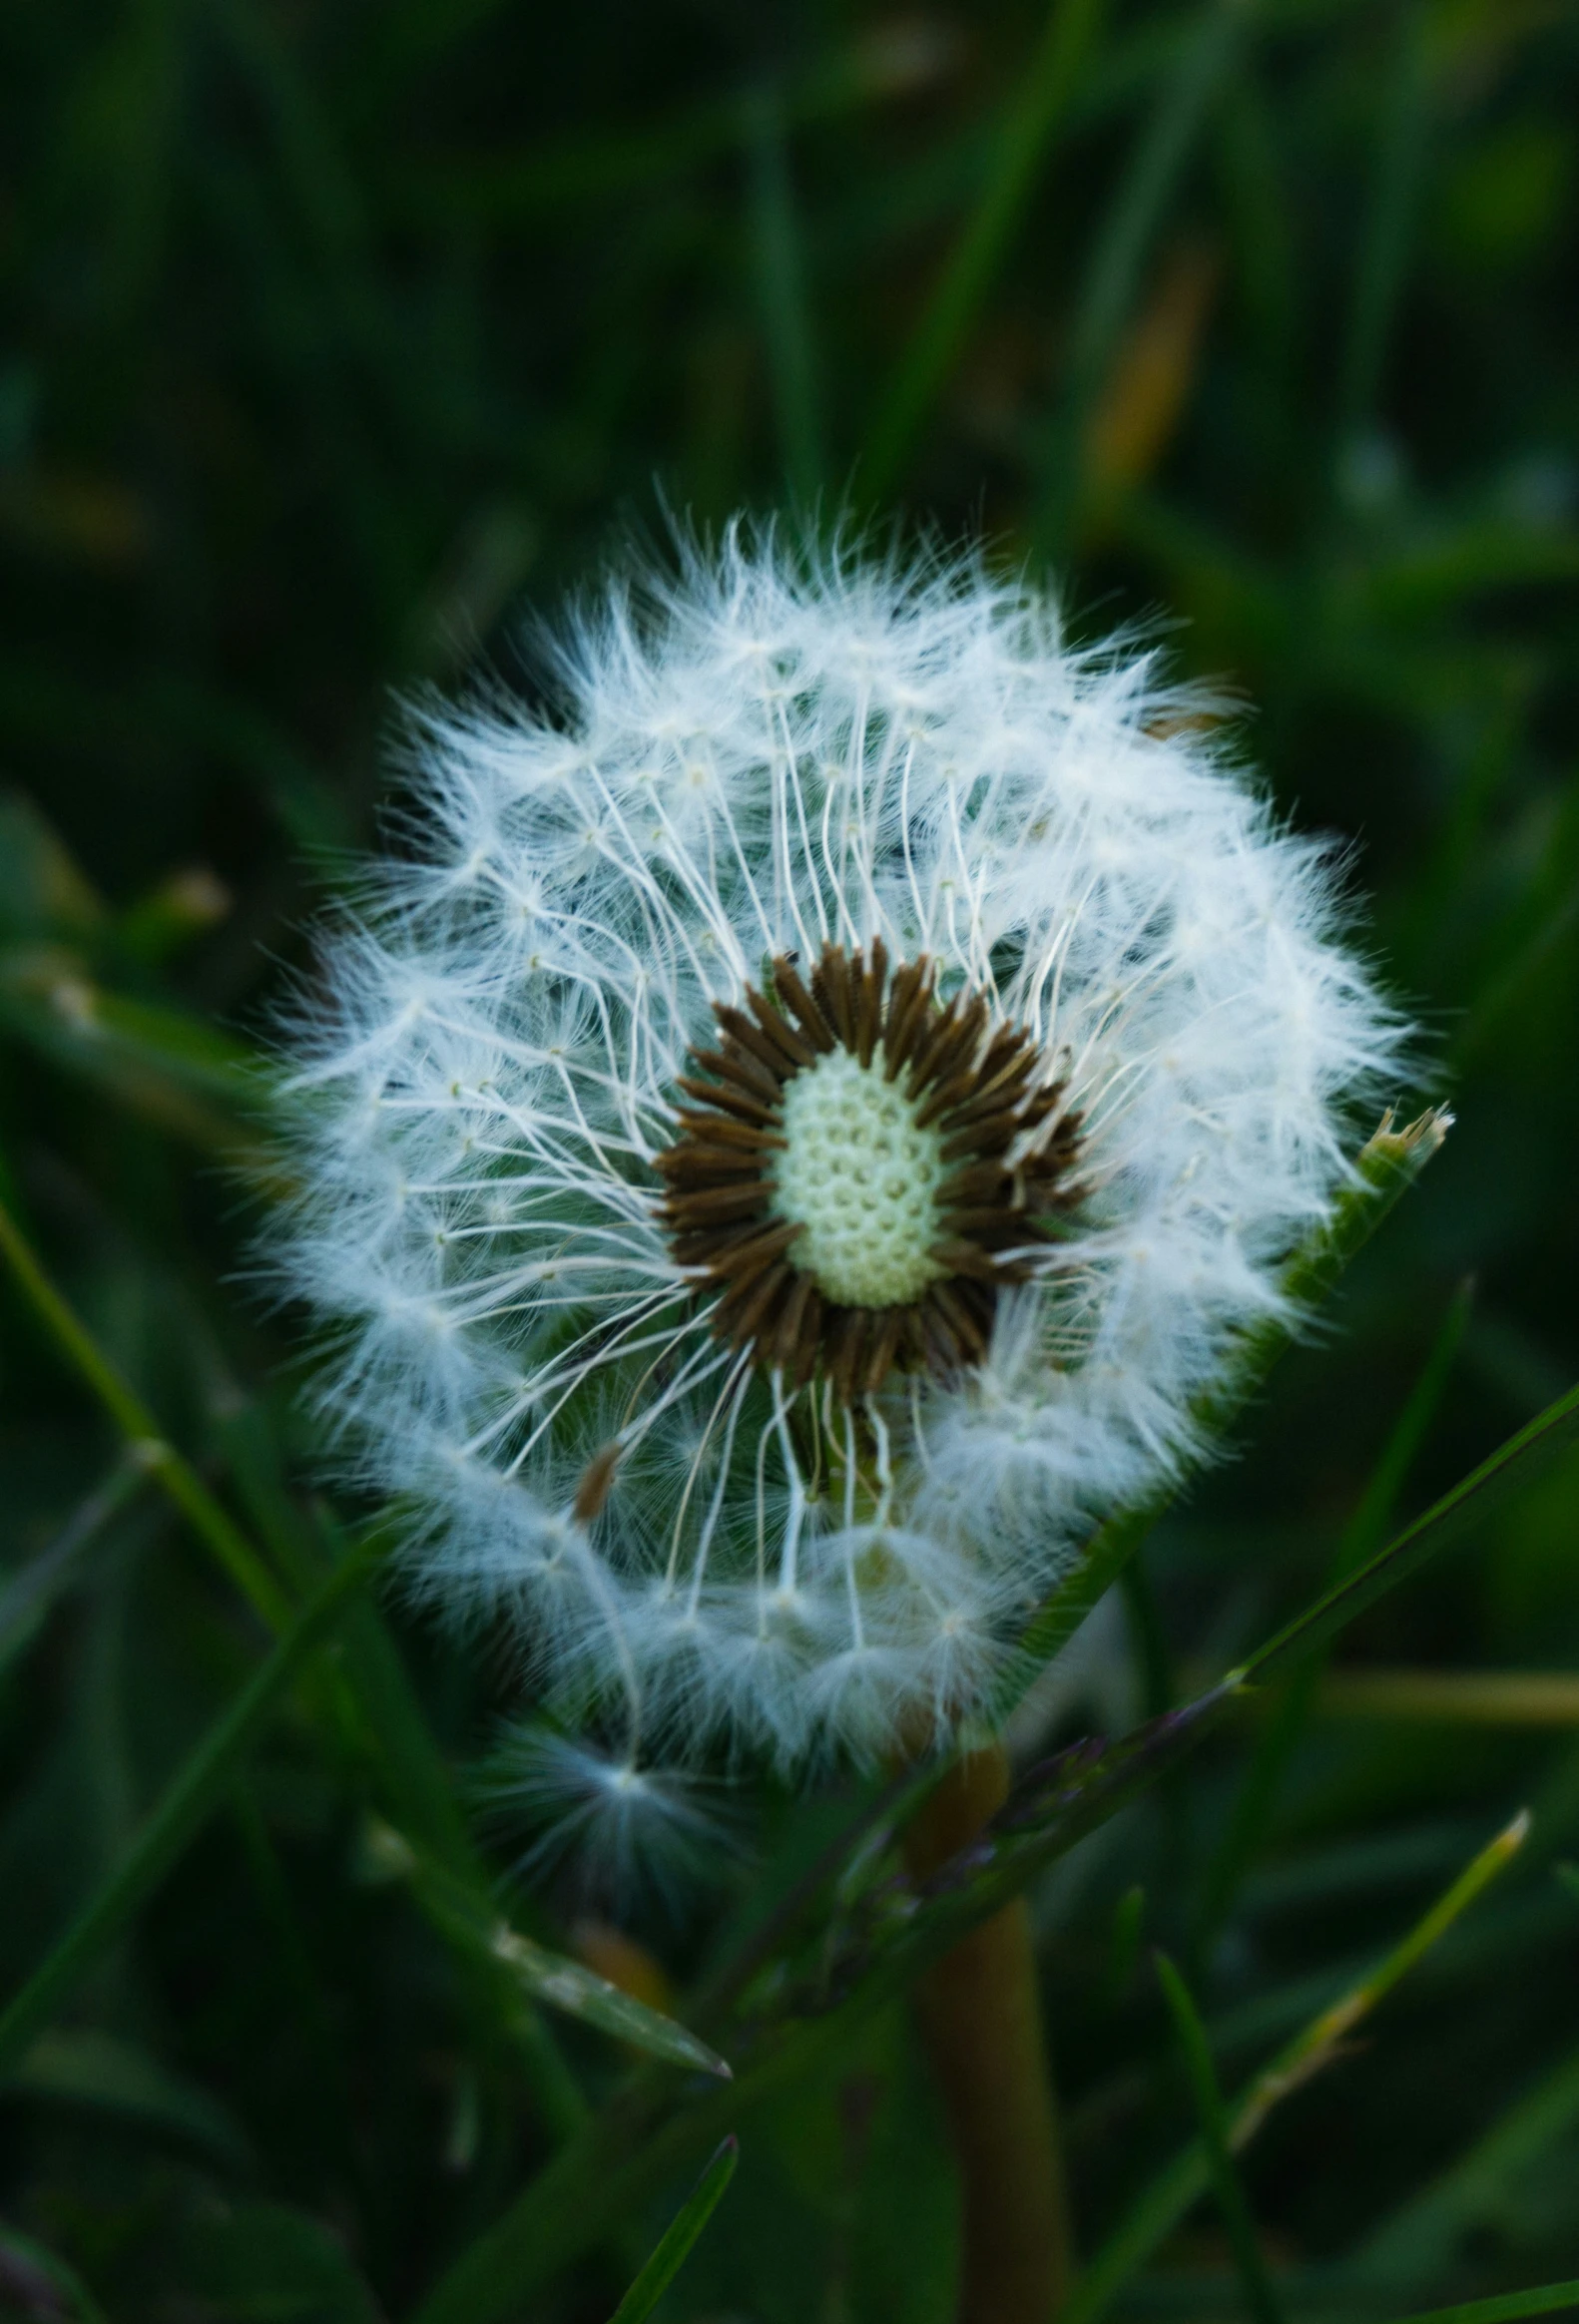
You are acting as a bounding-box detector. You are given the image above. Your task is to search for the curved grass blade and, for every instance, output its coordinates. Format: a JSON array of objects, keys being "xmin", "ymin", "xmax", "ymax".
[
  {"xmin": 1381, "ymin": 2285, "xmax": 1579, "ymax": 2324},
  {"xmin": 492, "ymin": 1926, "xmax": 731, "ymax": 2083},
  {"xmin": 0, "ymin": 948, "xmax": 272, "ymax": 1170},
  {"xmin": 1064, "ymin": 1812, "xmax": 1529, "ymax": 2324},
  {"xmin": 0, "ymin": 2223, "xmax": 108, "ymax": 2324},
  {"xmin": 608, "ymin": 2137, "xmax": 739, "ymax": 2324},
  {"xmin": 1155, "ymin": 1953, "xmax": 1285, "ymax": 2324},
  {"xmin": 7, "ymin": 2027, "xmax": 253, "ymax": 2172},
  {"xmin": 370, "ymin": 1826, "xmax": 731, "ymax": 2080},
  {"xmin": 0, "ymin": 1544, "xmax": 376, "ymax": 2079}
]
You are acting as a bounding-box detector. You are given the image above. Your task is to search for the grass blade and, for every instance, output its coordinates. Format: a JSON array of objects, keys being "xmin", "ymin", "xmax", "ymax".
[
  {"xmin": 0, "ymin": 1223, "xmax": 587, "ymax": 2140},
  {"xmin": 1320, "ymin": 1669, "xmax": 1579, "ymax": 1725},
  {"xmin": 1334, "ymin": 0, "xmax": 1430, "ymax": 444},
  {"xmin": 1006, "ymin": 1109, "xmax": 1450, "ymax": 1699},
  {"xmin": 493, "ymin": 1927, "xmax": 732, "ymax": 2083},
  {"xmin": 0, "ymin": 952, "xmax": 273, "ymax": 1170},
  {"xmin": 1381, "ymin": 2284, "xmax": 1579, "ymax": 2324},
  {"xmin": 0, "ymin": 1189, "xmax": 292, "ymax": 1631},
  {"xmin": 744, "ymin": 88, "xmax": 822, "ymax": 506},
  {"xmin": 1033, "ymin": 0, "xmax": 1250, "ymax": 552},
  {"xmin": 0, "ymin": 2223, "xmax": 108, "ymax": 2324},
  {"xmin": 860, "ymin": 0, "xmax": 1105, "ymax": 501},
  {"xmin": 0, "ymin": 1545, "xmax": 376, "ymax": 2078},
  {"xmin": 0, "ymin": 1454, "xmax": 146, "ymax": 1677},
  {"xmin": 1196, "ymin": 1280, "xmax": 1471, "ymax": 1942},
  {"xmin": 369, "ymin": 1825, "xmax": 731, "ymax": 2081},
  {"xmin": 1064, "ymin": 1813, "xmax": 1529, "ymax": 2324},
  {"xmin": 1155, "ymin": 1953, "xmax": 1285, "ymax": 2324},
  {"xmin": 8, "ymin": 2027, "xmax": 253, "ymax": 2171},
  {"xmin": 1239, "ymin": 1379, "xmax": 1579, "ymax": 1691},
  {"xmin": 608, "ymin": 2137, "xmax": 739, "ymax": 2323}
]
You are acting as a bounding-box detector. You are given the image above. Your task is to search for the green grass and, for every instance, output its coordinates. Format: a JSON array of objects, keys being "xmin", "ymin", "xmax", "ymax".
[{"xmin": 1, "ymin": 1, "xmax": 1578, "ymax": 2319}]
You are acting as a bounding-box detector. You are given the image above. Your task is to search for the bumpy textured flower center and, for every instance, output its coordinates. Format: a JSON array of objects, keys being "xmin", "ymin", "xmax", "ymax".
[
  {"xmin": 771, "ymin": 1048, "xmax": 947, "ymax": 1308},
  {"xmin": 654, "ymin": 941, "xmax": 1083, "ymax": 1402}
]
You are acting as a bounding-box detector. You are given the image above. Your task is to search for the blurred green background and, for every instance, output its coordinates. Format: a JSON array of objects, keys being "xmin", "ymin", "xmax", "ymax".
[{"xmin": 2, "ymin": 0, "xmax": 1578, "ymax": 2318}]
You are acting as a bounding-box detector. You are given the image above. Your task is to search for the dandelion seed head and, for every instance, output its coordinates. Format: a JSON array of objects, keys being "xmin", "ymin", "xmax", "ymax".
[{"xmin": 272, "ymin": 522, "xmax": 1406, "ymax": 1793}]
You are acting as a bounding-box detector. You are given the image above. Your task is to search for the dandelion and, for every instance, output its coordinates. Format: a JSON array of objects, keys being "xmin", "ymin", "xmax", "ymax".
[{"xmin": 275, "ymin": 525, "xmax": 1402, "ymax": 1846}]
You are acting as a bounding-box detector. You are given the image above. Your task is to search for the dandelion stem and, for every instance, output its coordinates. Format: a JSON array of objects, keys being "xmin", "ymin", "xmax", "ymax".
[{"xmin": 902, "ymin": 1740, "xmax": 1073, "ymax": 2324}]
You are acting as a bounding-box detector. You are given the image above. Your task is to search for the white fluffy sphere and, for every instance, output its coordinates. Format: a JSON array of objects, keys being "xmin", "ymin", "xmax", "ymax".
[{"xmin": 275, "ymin": 528, "xmax": 1402, "ymax": 1776}]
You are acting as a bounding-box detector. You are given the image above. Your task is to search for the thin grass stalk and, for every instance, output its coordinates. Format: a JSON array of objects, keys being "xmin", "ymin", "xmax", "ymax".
[
  {"xmin": 860, "ymin": 0, "xmax": 1106, "ymax": 503},
  {"xmin": 1194, "ymin": 1278, "xmax": 1471, "ymax": 1945},
  {"xmin": 0, "ymin": 1189, "xmax": 293, "ymax": 1631},
  {"xmin": 1333, "ymin": 0, "xmax": 1431, "ymax": 445},
  {"xmin": 608, "ymin": 2137, "xmax": 740, "ymax": 2323},
  {"xmin": 744, "ymin": 86, "xmax": 823, "ymax": 507},
  {"xmin": 1155, "ymin": 1954, "xmax": 1286, "ymax": 2324},
  {"xmin": 1378, "ymin": 2281, "xmax": 1579, "ymax": 2324},
  {"xmin": 0, "ymin": 1454, "xmax": 147, "ymax": 1677},
  {"xmin": 1063, "ymin": 1812, "xmax": 1530, "ymax": 2324},
  {"xmin": 1032, "ymin": 0, "xmax": 1250, "ymax": 554}
]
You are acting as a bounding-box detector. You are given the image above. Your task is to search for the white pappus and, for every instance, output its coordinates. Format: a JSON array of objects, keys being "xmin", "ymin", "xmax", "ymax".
[{"xmin": 273, "ymin": 525, "xmax": 1404, "ymax": 1863}]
